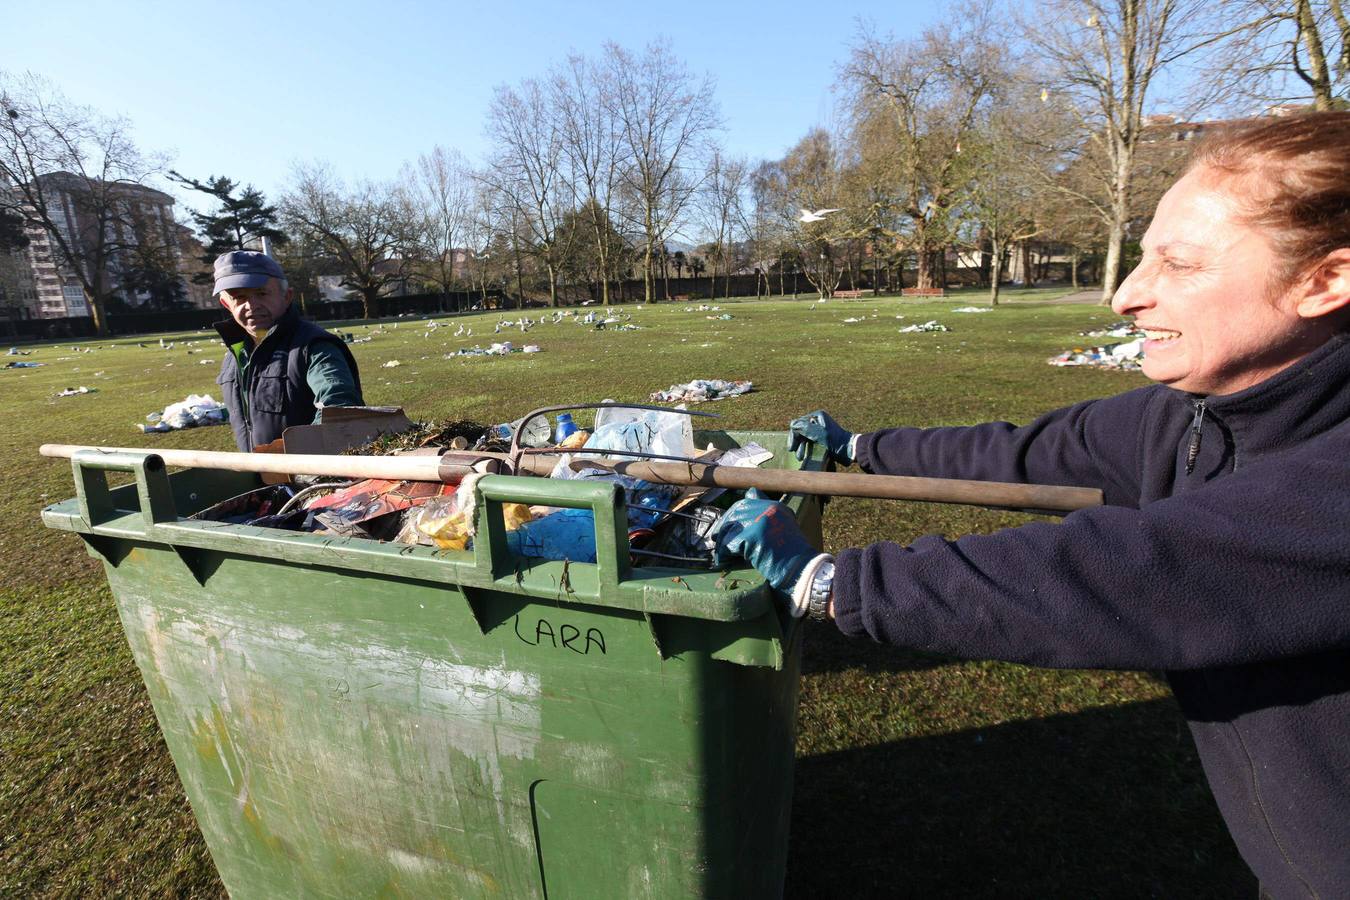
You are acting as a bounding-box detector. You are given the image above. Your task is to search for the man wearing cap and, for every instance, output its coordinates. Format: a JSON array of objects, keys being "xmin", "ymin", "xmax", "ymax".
[{"xmin": 213, "ymin": 250, "xmax": 364, "ymax": 451}]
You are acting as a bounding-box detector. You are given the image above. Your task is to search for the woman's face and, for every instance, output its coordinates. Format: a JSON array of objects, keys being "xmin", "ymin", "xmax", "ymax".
[{"xmin": 1112, "ymin": 166, "xmax": 1324, "ymax": 396}]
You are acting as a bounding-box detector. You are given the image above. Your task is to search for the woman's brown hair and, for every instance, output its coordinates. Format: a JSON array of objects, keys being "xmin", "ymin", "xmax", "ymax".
[{"xmin": 1187, "ymin": 110, "xmax": 1350, "ymax": 287}]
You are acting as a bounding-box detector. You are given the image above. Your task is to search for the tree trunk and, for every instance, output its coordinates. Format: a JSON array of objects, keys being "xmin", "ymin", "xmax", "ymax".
[
  {"xmin": 1100, "ymin": 216, "xmax": 1127, "ymax": 305},
  {"xmin": 592, "ymin": 209, "xmax": 612, "ymax": 306},
  {"xmin": 1100, "ymin": 143, "xmax": 1134, "ymax": 305},
  {"xmin": 1070, "ymin": 250, "xmax": 1081, "ymax": 290},
  {"xmin": 547, "ymin": 266, "xmax": 559, "ymax": 308},
  {"xmin": 916, "ymin": 244, "xmax": 934, "ymax": 290},
  {"xmin": 1297, "ymin": 0, "xmax": 1336, "ymax": 109},
  {"xmin": 643, "ymin": 240, "xmax": 655, "ymax": 302},
  {"xmin": 83, "ymin": 288, "xmax": 109, "ymax": 335},
  {"xmin": 988, "ymin": 237, "xmax": 1003, "ymax": 307},
  {"xmin": 977, "ymin": 225, "xmax": 992, "ymax": 287}
]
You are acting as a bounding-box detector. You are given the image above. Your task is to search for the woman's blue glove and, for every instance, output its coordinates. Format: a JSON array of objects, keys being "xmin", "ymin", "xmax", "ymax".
[
  {"xmin": 712, "ymin": 488, "xmax": 818, "ymax": 594},
  {"xmin": 789, "ymin": 410, "xmax": 855, "ymax": 463}
]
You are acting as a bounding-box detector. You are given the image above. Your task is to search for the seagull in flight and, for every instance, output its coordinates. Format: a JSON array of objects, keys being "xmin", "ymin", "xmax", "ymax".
[{"xmin": 798, "ymin": 207, "xmax": 842, "ymax": 223}]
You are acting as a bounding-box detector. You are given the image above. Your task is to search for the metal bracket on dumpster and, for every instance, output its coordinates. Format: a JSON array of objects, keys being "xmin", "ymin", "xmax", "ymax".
[
  {"xmin": 472, "ymin": 474, "xmax": 631, "ymax": 607},
  {"xmin": 70, "ymin": 449, "xmax": 177, "ymax": 536}
]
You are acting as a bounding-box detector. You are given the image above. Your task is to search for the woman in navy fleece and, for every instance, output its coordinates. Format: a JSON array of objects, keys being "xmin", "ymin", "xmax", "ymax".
[{"xmin": 714, "ymin": 112, "xmax": 1350, "ymax": 897}]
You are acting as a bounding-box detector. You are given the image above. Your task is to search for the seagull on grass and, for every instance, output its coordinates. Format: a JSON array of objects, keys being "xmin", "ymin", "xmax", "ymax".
[{"xmin": 798, "ymin": 207, "xmax": 842, "ymax": 223}]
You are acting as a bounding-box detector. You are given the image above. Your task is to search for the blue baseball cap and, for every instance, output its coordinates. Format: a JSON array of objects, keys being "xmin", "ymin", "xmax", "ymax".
[{"xmin": 213, "ymin": 250, "xmax": 285, "ymax": 296}]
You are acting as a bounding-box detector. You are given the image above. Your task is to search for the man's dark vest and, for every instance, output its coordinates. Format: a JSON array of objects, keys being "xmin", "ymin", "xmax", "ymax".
[{"xmin": 214, "ymin": 306, "xmax": 363, "ymax": 451}]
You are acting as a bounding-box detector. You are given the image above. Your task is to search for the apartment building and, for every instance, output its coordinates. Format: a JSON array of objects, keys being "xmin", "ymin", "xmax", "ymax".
[{"xmin": 7, "ymin": 172, "xmax": 205, "ymax": 318}]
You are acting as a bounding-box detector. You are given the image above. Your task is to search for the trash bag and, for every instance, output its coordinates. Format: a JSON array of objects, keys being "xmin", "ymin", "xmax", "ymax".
[{"xmin": 584, "ymin": 406, "xmax": 695, "ymax": 460}]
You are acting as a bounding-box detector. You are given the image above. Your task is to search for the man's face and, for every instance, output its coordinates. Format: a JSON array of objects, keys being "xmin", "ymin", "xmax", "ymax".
[
  {"xmin": 1112, "ymin": 167, "xmax": 1321, "ymax": 396},
  {"xmin": 219, "ymin": 278, "xmax": 291, "ymax": 342}
]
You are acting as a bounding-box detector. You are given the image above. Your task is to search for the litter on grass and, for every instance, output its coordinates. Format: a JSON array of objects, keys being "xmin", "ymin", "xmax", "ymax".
[
  {"xmin": 951, "ymin": 306, "xmax": 992, "ymax": 313},
  {"xmin": 141, "ymin": 394, "xmax": 229, "ymax": 432},
  {"xmin": 381, "ymin": 360, "xmax": 402, "ymax": 368},
  {"xmin": 5, "ymin": 361, "xmax": 41, "ymax": 368},
  {"xmin": 444, "ymin": 342, "xmax": 543, "ymax": 359},
  {"xmin": 898, "ymin": 320, "xmax": 950, "ymax": 333},
  {"xmin": 57, "ymin": 386, "xmax": 96, "ymax": 396},
  {"xmin": 1048, "ymin": 338, "xmax": 1144, "ymax": 371},
  {"xmin": 650, "ymin": 379, "xmax": 754, "ymax": 403}
]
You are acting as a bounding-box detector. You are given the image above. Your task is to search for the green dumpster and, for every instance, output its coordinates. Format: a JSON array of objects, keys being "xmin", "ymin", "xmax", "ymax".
[{"xmin": 41, "ymin": 431, "xmax": 824, "ymax": 898}]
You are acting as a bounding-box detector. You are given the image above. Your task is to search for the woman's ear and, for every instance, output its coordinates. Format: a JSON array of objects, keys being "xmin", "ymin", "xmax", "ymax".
[{"xmin": 1295, "ymin": 248, "xmax": 1350, "ymax": 320}]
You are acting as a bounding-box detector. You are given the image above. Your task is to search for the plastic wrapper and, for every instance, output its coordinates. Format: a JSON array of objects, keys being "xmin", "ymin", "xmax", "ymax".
[{"xmin": 400, "ymin": 490, "xmax": 532, "ymax": 551}]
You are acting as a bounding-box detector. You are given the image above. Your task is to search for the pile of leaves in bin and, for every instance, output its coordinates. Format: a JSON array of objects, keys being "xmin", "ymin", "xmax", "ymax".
[{"xmin": 345, "ymin": 419, "xmax": 508, "ymax": 455}]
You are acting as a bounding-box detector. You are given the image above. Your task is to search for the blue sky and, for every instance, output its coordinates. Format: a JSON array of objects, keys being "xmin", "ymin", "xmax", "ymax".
[{"xmin": 7, "ymin": 0, "xmax": 946, "ymax": 209}]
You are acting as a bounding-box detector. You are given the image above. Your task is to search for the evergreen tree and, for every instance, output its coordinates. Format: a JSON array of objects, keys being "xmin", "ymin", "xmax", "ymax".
[{"xmin": 168, "ymin": 171, "xmax": 289, "ymax": 282}]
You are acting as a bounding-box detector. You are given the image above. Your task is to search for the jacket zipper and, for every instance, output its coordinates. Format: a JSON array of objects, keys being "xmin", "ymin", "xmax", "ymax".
[{"xmin": 1185, "ymin": 399, "xmax": 1207, "ymax": 475}]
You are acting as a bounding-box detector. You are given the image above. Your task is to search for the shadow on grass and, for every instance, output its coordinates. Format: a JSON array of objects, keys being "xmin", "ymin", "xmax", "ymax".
[
  {"xmin": 786, "ymin": 698, "xmax": 1254, "ymax": 899},
  {"xmin": 801, "ymin": 621, "xmax": 950, "ymax": 675}
]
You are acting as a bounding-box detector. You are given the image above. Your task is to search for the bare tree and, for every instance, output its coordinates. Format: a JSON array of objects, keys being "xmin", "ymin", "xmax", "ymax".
[
  {"xmin": 1216, "ymin": 0, "xmax": 1350, "ymax": 110},
  {"xmin": 463, "ymin": 179, "xmax": 500, "ymax": 307},
  {"xmin": 283, "ymin": 164, "xmax": 415, "ymax": 319},
  {"xmin": 1027, "ymin": 0, "xmax": 1222, "ymax": 304},
  {"xmin": 0, "ymin": 72, "xmax": 164, "ymax": 334},
  {"xmin": 403, "ymin": 146, "xmax": 471, "ymax": 311},
  {"xmin": 843, "ymin": 2, "xmax": 1002, "ymax": 291},
  {"xmin": 773, "ymin": 129, "xmax": 849, "ymax": 298},
  {"xmin": 553, "ymin": 54, "xmax": 630, "ymax": 304},
  {"xmin": 697, "ymin": 149, "xmax": 751, "ymax": 299},
  {"xmin": 750, "ymin": 160, "xmax": 802, "ymax": 297},
  {"xmin": 962, "ymin": 83, "xmax": 1063, "ymax": 305},
  {"xmin": 605, "ymin": 41, "xmax": 720, "ymax": 302},
  {"xmin": 482, "ymin": 78, "xmax": 577, "ymax": 307}
]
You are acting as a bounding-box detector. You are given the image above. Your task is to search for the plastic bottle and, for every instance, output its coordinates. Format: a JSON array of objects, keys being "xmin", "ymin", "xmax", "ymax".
[{"xmin": 555, "ymin": 413, "xmax": 578, "ymax": 444}]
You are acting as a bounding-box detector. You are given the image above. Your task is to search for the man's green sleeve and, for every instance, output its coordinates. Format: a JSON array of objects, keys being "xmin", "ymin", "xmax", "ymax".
[{"xmin": 305, "ymin": 342, "xmax": 363, "ymax": 423}]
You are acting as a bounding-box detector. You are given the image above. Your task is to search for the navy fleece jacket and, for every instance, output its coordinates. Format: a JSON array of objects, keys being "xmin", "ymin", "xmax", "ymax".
[{"xmin": 834, "ymin": 333, "xmax": 1350, "ymax": 898}]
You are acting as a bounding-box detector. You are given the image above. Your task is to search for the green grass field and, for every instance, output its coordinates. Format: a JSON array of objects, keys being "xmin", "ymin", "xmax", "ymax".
[{"xmin": 1, "ymin": 288, "xmax": 1254, "ymax": 897}]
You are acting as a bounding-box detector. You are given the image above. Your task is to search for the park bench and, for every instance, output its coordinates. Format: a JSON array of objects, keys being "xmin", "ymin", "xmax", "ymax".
[
  {"xmin": 672, "ymin": 294, "xmax": 692, "ymax": 301},
  {"xmin": 833, "ymin": 289, "xmax": 866, "ymax": 299},
  {"xmin": 901, "ymin": 287, "xmax": 946, "ymax": 298}
]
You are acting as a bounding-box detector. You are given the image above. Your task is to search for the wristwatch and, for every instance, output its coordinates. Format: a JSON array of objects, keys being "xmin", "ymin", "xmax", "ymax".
[{"xmin": 806, "ymin": 560, "xmax": 835, "ymax": 621}]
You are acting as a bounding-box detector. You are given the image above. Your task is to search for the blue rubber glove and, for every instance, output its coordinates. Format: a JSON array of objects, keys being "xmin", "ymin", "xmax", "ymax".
[
  {"xmin": 712, "ymin": 488, "xmax": 818, "ymax": 595},
  {"xmin": 789, "ymin": 410, "xmax": 855, "ymax": 464}
]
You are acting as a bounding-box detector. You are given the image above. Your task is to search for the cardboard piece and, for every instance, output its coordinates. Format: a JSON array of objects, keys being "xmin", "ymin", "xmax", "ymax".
[
  {"xmin": 251, "ymin": 438, "xmax": 290, "ymax": 485},
  {"xmin": 281, "ymin": 406, "xmax": 413, "ymax": 456}
]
